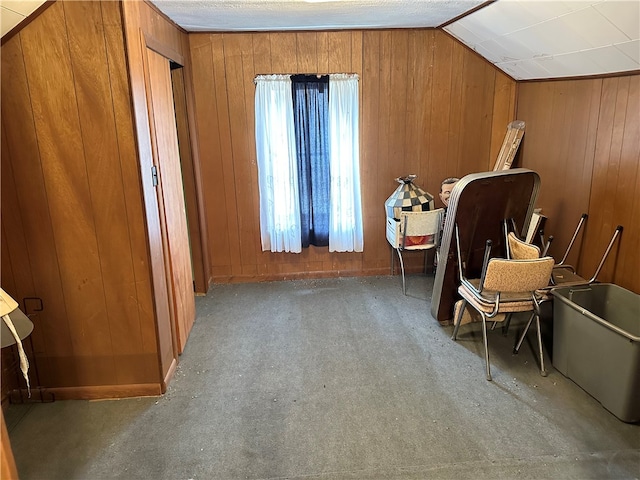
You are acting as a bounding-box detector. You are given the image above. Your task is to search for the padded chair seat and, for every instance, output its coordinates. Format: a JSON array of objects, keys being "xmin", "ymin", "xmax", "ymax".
[{"xmin": 459, "ymin": 279, "xmax": 534, "ymax": 311}]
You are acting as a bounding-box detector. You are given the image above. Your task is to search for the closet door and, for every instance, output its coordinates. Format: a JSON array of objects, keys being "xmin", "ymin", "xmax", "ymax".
[{"xmin": 144, "ymin": 47, "xmax": 195, "ymax": 354}]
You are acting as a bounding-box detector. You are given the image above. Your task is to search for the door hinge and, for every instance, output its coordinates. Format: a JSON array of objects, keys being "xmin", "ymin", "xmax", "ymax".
[{"xmin": 151, "ymin": 165, "xmax": 158, "ymax": 187}]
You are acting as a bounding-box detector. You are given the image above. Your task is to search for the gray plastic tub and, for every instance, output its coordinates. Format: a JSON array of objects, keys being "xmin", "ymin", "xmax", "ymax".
[{"xmin": 552, "ymin": 283, "xmax": 640, "ymax": 422}]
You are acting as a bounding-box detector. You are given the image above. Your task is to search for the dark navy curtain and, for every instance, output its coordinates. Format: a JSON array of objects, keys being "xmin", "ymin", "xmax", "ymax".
[{"xmin": 291, "ymin": 75, "xmax": 330, "ymax": 248}]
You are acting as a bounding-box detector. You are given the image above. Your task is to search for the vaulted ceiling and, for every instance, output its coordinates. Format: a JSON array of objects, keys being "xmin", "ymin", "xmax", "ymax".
[{"xmin": 1, "ymin": 0, "xmax": 639, "ymax": 81}]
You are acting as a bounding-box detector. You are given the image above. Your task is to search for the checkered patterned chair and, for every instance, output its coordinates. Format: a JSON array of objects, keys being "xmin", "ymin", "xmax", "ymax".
[{"xmin": 392, "ymin": 210, "xmax": 443, "ymax": 295}]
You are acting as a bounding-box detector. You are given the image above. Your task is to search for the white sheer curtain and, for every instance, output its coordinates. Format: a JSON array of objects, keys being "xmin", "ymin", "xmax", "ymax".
[
  {"xmin": 328, "ymin": 74, "xmax": 363, "ymax": 252},
  {"xmin": 254, "ymin": 75, "xmax": 302, "ymax": 253}
]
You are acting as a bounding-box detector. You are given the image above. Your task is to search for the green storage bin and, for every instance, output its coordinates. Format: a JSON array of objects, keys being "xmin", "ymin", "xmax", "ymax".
[{"xmin": 552, "ymin": 284, "xmax": 640, "ymax": 423}]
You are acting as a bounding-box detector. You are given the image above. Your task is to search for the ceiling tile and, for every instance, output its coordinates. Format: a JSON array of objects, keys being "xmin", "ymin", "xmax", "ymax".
[
  {"xmin": 508, "ymin": 19, "xmax": 586, "ymax": 56},
  {"xmin": 496, "ymin": 58, "xmax": 552, "ymax": 81},
  {"xmin": 543, "ymin": 50, "xmax": 611, "ymax": 77},
  {"xmin": 445, "ymin": 22, "xmax": 485, "ymax": 47},
  {"xmin": 561, "ymin": 5, "xmax": 630, "ymax": 48},
  {"xmin": 615, "ymin": 40, "xmax": 640, "ymax": 64},
  {"xmin": 0, "ymin": 5, "xmax": 24, "ymax": 37},
  {"xmin": 491, "ymin": 34, "xmax": 537, "ymax": 61},
  {"xmin": 594, "ymin": 0, "xmax": 640, "ymax": 40},
  {"xmin": 517, "ymin": 0, "xmax": 583, "ymax": 25},
  {"xmin": 476, "ymin": 38, "xmax": 520, "ymax": 63},
  {"xmin": 450, "ymin": 1, "xmax": 542, "ymax": 40},
  {"xmin": 587, "ymin": 44, "xmax": 640, "ymax": 72},
  {"xmin": 2, "ymin": 0, "xmax": 44, "ymax": 16},
  {"xmin": 514, "ymin": 59, "xmax": 554, "ymax": 79}
]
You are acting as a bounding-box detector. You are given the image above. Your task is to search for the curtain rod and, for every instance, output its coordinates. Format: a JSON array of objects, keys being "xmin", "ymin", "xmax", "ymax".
[{"xmin": 254, "ymin": 73, "xmax": 359, "ymax": 84}]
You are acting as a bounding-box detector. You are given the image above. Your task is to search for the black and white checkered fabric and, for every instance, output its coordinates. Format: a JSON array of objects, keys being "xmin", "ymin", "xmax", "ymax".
[{"xmin": 385, "ymin": 176, "xmax": 434, "ymax": 220}]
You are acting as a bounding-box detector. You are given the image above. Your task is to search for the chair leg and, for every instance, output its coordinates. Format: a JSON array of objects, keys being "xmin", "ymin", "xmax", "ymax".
[
  {"xmin": 535, "ymin": 314, "xmax": 547, "ymax": 377},
  {"xmin": 390, "ymin": 246, "xmax": 395, "ymax": 275},
  {"xmin": 513, "ymin": 312, "xmax": 548, "ymax": 377},
  {"xmin": 451, "ymin": 300, "xmax": 467, "ymax": 340},
  {"xmin": 481, "ymin": 313, "xmax": 492, "ymax": 381},
  {"xmin": 513, "ymin": 313, "xmax": 535, "ymax": 354},
  {"xmin": 396, "ymin": 248, "xmax": 406, "ymax": 295},
  {"xmin": 501, "ymin": 313, "xmax": 513, "ymax": 336}
]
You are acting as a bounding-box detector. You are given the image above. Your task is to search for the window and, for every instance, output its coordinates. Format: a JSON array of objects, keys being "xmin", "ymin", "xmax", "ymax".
[{"xmin": 254, "ymin": 74, "xmax": 363, "ymax": 253}]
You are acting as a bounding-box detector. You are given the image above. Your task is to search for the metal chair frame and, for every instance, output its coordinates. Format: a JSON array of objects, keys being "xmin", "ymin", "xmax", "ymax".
[{"xmin": 451, "ymin": 225, "xmax": 555, "ymax": 381}]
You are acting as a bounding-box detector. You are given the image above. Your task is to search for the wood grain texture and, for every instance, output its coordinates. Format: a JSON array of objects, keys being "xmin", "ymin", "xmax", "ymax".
[
  {"xmin": 0, "ymin": 0, "xmax": 186, "ymax": 398},
  {"xmin": 189, "ymin": 30, "xmax": 515, "ymax": 282},
  {"xmin": 180, "ymin": 31, "xmax": 212, "ymax": 294},
  {"xmin": 102, "ymin": 1, "xmax": 159, "ymax": 381},
  {"xmin": 172, "ymin": 68, "xmax": 207, "ymax": 294},
  {"xmin": 146, "ymin": 48, "xmax": 195, "ymax": 353},
  {"xmin": 517, "ymin": 75, "xmax": 639, "ymax": 293}
]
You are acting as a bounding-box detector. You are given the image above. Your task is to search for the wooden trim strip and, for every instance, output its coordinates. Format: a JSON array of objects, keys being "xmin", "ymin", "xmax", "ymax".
[
  {"xmin": 143, "ymin": 31, "xmax": 185, "ymax": 65},
  {"xmin": 20, "ymin": 384, "xmax": 163, "ymax": 401}
]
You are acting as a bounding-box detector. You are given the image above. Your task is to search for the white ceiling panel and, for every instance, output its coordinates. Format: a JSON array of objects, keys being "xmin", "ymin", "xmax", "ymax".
[
  {"xmin": 0, "ymin": 0, "xmax": 45, "ymax": 37},
  {"xmin": 518, "ymin": 0, "xmax": 580, "ymax": 22},
  {"xmin": 590, "ymin": 44, "xmax": 640, "ymax": 71},
  {"xmin": 561, "ymin": 6, "xmax": 630, "ymax": 47},
  {"xmin": 444, "ymin": 0, "xmax": 640, "ymax": 80},
  {"xmin": 501, "ymin": 58, "xmax": 553, "ymax": 79},
  {"xmin": 491, "ymin": 34, "xmax": 537, "ymax": 60},
  {"xmin": 455, "ymin": 2, "xmax": 533, "ymax": 37},
  {"xmin": 594, "ymin": 0, "xmax": 640, "ymax": 39},
  {"xmin": 537, "ymin": 51, "xmax": 605, "ymax": 77},
  {"xmin": 617, "ymin": 39, "xmax": 640, "ymax": 63},
  {"xmin": 474, "ymin": 39, "xmax": 513, "ymax": 63},
  {"xmin": 1, "ymin": 6, "xmax": 23, "ymax": 37},
  {"xmin": 509, "ymin": 19, "xmax": 587, "ymax": 55},
  {"xmin": 444, "ymin": 22, "xmax": 485, "ymax": 46}
]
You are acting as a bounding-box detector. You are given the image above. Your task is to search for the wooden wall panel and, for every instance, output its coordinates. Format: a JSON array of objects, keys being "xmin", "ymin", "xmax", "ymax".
[
  {"xmin": 490, "ymin": 72, "xmax": 518, "ymax": 166},
  {"xmin": 361, "ymin": 31, "xmax": 383, "ymax": 270},
  {"xmin": 190, "ymin": 35, "xmax": 231, "ymax": 280},
  {"xmin": 102, "ymin": 1, "xmax": 159, "ymax": 380},
  {"xmin": 189, "ymin": 29, "xmax": 515, "ymax": 282},
  {"xmin": 172, "ymin": 68, "xmax": 206, "ymax": 294},
  {"xmin": 1, "ymin": 0, "xmax": 161, "ymax": 399},
  {"xmin": 517, "ymin": 74, "xmax": 640, "ymax": 293},
  {"xmin": 585, "ymin": 76, "xmax": 639, "ymax": 289}
]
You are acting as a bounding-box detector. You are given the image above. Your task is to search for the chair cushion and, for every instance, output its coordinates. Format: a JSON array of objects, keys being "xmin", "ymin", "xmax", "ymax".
[
  {"xmin": 454, "ymin": 299, "xmax": 506, "ymax": 325},
  {"xmin": 458, "ymin": 281, "xmax": 534, "ymax": 315},
  {"xmin": 508, "ymin": 232, "xmax": 540, "ymax": 259}
]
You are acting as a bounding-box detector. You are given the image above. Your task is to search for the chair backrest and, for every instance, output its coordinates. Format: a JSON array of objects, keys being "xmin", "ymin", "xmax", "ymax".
[
  {"xmin": 483, "ymin": 256, "xmax": 554, "ymax": 293},
  {"xmin": 399, "ymin": 209, "xmax": 443, "ymax": 248},
  {"xmin": 507, "ymin": 232, "xmax": 540, "ymax": 260}
]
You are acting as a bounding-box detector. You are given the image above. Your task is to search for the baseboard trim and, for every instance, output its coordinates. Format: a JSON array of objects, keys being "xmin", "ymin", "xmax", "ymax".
[
  {"xmin": 212, "ymin": 268, "xmax": 393, "ymax": 284},
  {"xmin": 162, "ymin": 358, "xmax": 178, "ymax": 394},
  {"xmin": 28, "ymin": 383, "xmax": 163, "ymax": 401}
]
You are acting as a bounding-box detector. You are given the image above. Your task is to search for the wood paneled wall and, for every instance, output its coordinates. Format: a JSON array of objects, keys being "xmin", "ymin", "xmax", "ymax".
[
  {"xmin": 189, "ymin": 30, "xmax": 516, "ymax": 282},
  {"xmin": 517, "ymin": 75, "xmax": 640, "ymax": 293},
  {"xmin": 1, "ymin": 1, "xmax": 161, "ymax": 400}
]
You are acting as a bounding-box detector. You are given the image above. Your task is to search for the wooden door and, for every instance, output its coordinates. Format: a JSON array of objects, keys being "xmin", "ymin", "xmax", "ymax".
[{"xmin": 144, "ymin": 48, "xmax": 195, "ymax": 353}]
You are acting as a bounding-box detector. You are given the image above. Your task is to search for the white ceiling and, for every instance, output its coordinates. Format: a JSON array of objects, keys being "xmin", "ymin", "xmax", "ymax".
[
  {"xmin": 1, "ymin": 0, "xmax": 638, "ymax": 81},
  {"xmin": 150, "ymin": 0, "xmax": 486, "ymax": 31}
]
